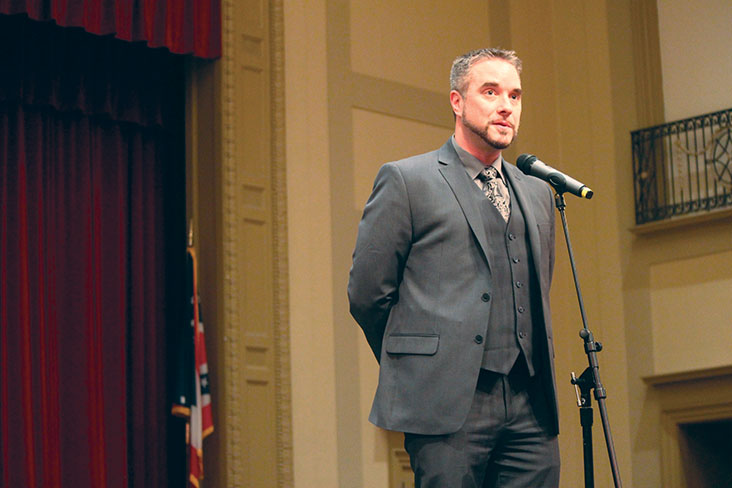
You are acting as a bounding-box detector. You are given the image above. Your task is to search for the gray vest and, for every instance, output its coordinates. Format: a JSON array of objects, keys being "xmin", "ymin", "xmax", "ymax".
[{"xmin": 478, "ymin": 180, "xmax": 538, "ymax": 376}]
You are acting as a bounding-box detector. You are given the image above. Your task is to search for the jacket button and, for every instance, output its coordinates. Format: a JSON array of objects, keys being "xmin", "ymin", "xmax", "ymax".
[
  {"xmin": 518, "ymin": 306, "xmax": 525, "ymax": 313},
  {"xmin": 481, "ymin": 293, "xmax": 491, "ymax": 302},
  {"xmin": 519, "ymin": 331, "xmax": 527, "ymax": 339},
  {"xmin": 474, "ymin": 335, "xmax": 483, "ymax": 344}
]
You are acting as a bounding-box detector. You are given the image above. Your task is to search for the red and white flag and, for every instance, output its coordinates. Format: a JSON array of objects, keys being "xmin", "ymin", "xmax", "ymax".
[{"xmin": 172, "ymin": 247, "xmax": 214, "ymax": 487}]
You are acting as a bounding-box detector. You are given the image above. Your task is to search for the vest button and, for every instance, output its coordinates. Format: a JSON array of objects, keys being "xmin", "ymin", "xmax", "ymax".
[
  {"xmin": 518, "ymin": 306, "xmax": 525, "ymax": 313},
  {"xmin": 512, "ymin": 257, "xmax": 520, "ymax": 263},
  {"xmin": 474, "ymin": 335, "xmax": 484, "ymax": 344},
  {"xmin": 519, "ymin": 331, "xmax": 527, "ymax": 339},
  {"xmin": 516, "ymin": 281, "xmax": 523, "ymax": 288},
  {"xmin": 508, "ymin": 233, "xmax": 516, "ymax": 240},
  {"xmin": 481, "ymin": 293, "xmax": 491, "ymax": 302}
]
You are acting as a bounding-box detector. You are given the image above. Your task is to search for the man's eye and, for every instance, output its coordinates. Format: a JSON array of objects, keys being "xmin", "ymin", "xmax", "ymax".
[{"xmin": 486, "ymin": 89, "xmax": 495, "ymax": 96}]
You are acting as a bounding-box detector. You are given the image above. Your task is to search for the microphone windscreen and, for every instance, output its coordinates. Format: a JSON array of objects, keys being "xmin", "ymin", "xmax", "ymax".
[{"xmin": 516, "ymin": 153, "xmax": 537, "ymax": 174}]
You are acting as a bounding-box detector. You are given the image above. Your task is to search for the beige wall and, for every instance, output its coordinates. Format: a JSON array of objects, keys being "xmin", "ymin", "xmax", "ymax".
[
  {"xmin": 625, "ymin": 1, "xmax": 732, "ymax": 486},
  {"xmin": 657, "ymin": 0, "xmax": 732, "ymax": 121},
  {"xmin": 285, "ymin": 0, "xmax": 339, "ymax": 485}
]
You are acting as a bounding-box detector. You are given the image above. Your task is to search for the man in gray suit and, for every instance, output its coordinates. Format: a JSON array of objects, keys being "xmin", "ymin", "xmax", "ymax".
[{"xmin": 348, "ymin": 48, "xmax": 560, "ymax": 487}]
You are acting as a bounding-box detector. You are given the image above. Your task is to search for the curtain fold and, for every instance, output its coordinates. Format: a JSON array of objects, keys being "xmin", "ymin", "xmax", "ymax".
[
  {"xmin": 0, "ymin": 0, "xmax": 221, "ymax": 58},
  {"xmin": 0, "ymin": 14, "xmax": 185, "ymax": 487},
  {"xmin": 0, "ymin": 14, "xmax": 182, "ymax": 130}
]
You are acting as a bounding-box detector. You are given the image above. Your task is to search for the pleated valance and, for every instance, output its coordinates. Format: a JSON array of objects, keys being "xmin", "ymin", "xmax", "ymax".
[{"xmin": 0, "ymin": 0, "xmax": 221, "ymax": 58}]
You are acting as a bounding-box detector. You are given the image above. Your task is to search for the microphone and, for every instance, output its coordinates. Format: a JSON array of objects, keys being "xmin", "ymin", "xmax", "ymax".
[{"xmin": 516, "ymin": 154, "xmax": 594, "ymax": 199}]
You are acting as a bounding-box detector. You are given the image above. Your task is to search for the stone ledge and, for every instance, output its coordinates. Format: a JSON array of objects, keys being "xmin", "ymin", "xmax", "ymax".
[{"xmin": 643, "ymin": 365, "xmax": 732, "ymax": 387}]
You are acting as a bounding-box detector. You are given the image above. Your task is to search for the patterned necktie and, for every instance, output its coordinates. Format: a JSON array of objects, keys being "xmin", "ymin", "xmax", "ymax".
[{"xmin": 478, "ymin": 166, "xmax": 510, "ymax": 222}]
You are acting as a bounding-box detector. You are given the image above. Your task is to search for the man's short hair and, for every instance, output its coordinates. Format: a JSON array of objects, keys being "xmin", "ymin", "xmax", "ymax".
[{"xmin": 450, "ymin": 48, "xmax": 522, "ymax": 95}]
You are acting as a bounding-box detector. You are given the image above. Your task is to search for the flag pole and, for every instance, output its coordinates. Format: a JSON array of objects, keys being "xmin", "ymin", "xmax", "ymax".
[{"xmin": 187, "ymin": 219, "xmax": 193, "ymax": 487}]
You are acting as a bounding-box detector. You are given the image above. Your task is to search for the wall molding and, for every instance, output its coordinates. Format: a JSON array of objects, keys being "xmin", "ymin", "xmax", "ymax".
[
  {"xmin": 218, "ymin": 0, "xmax": 293, "ymax": 485},
  {"xmin": 630, "ymin": 0, "xmax": 666, "ymax": 127},
  {"xmin": 645, "ymin": 366, "xmax": 732, "ymax": 488},
  {"xmin": 269, "ymin": 0, "xmax": 294, "ymax": 485}
]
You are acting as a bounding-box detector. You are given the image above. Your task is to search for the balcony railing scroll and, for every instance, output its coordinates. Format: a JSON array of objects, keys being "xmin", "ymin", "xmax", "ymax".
[{"xmin": 631, "ymin": 108, "xmax": 732, "ymax": 225}]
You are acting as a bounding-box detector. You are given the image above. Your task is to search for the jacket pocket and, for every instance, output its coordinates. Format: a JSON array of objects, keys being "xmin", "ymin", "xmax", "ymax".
[{"xmin": 385, "ymin": 333, "xmax": 439, "ymax": 355}]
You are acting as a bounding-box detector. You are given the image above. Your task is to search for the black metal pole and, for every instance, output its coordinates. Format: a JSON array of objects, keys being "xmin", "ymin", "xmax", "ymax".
[
  {"xmin": 555, "ymin": 192, "xmax": 623, "ymax": 488},
  {"xmin": 572, "ymin": 368, "xmax": 595, "ymax": 488}
]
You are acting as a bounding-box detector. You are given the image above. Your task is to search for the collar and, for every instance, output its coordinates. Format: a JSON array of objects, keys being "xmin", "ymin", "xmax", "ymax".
[{"xmin": 451, "ymin": 135, "xmax": 504, "ymax": 181}]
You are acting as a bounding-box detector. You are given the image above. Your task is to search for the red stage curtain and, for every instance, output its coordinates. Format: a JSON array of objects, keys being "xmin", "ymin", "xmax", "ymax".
[
  {"xmin": 0, "ymin": 0, "xmax": 220, "ymax": 58},
  {"xmin": 0, "ymin": 15, "xmax": 186, "ymax": 487}
]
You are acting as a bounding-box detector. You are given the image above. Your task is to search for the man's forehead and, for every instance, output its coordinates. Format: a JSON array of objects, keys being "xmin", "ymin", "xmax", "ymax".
[
  {"xmin": 467, "ymin": 58, "xmax": 521, "ymax": 86},
  {"xmin": 469, "ymin": 58, "xmax": 520, "ymax": 76}
]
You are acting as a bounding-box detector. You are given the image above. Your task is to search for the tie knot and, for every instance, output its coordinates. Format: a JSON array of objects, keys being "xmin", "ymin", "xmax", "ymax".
[{"xmin": 480, "ymin": 166, "xmax": 499, "ymax": 182}]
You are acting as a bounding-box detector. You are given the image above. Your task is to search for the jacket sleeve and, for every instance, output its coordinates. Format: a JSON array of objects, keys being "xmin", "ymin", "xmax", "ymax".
[{"xmin": 348, "ymin": 162, "xmax": 413, "ymax": 360}]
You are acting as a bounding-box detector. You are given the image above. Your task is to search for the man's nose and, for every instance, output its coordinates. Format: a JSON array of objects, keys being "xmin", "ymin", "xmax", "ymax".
[{"xmin": 496, "ymin": 94, "xmax": 513, "ymax": 113}]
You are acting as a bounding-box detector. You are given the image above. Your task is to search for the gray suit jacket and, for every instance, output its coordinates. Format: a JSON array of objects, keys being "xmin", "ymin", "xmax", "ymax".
[{"xmin": 348, "ymin": 139, "xmax": 558, "ymax": 435}]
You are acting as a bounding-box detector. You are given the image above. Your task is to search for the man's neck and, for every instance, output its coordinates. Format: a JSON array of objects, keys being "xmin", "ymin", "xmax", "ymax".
[{"xmin": 454, "ymin": 127, "xmax": 502, "ymax": 166}]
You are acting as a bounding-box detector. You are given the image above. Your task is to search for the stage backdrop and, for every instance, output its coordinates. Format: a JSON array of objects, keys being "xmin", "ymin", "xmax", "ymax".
[{"xmin": 0, "ymin": 14, "xmax": 189, "ymax": 487}]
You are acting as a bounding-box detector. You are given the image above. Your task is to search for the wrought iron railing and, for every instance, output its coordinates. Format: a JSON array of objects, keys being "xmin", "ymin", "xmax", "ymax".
[{"xmin": 631, "ymin": 108, "xmax": 732, "ymax": 225}]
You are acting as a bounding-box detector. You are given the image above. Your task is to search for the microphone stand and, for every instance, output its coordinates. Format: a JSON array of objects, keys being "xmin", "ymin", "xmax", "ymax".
[{"xmin": 554, "ymin": 192, "xmax": 622, "ymax": 488}]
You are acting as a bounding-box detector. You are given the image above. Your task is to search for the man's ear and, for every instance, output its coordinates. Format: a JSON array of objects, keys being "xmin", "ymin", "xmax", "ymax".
[{"xmin": 449, "ymin": 90, "xmax": 463, "ymax": 117}]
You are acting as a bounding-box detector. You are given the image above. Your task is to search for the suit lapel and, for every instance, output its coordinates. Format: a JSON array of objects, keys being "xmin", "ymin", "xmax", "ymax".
[{"xmin": 437, "ymin": 141, "xmax": 492, "ymax": 267}]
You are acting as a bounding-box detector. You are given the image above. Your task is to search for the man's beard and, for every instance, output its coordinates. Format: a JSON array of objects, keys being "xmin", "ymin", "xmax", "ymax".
[{"xmin": 462, "ymin": 114, "xmax": 517, "ymax": 150}]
